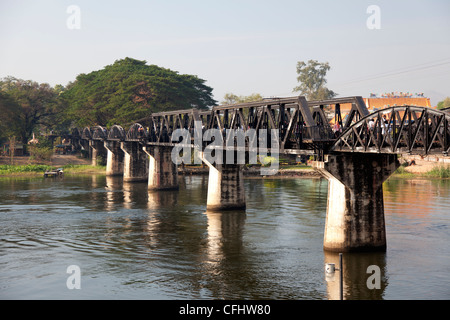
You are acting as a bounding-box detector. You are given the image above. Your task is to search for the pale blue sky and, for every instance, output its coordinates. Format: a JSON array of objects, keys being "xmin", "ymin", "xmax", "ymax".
[{"xmin": 1, "ymin": 0, "xmax": 449, "ymax": 105}]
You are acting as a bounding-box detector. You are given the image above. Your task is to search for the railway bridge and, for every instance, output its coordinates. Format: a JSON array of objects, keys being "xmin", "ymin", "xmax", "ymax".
[{"xmin": 68, "ymin": 96, "xmax": 450, "ymax": 252}]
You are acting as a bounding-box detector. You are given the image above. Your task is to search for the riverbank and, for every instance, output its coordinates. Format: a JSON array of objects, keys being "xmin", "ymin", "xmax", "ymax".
[
  {"xmin": 1, "ymin": 154, "xmax": 92, "ymax": 166},
  {"xmin": 179, "ymin": 158, "xmax": 450, "ymax": 179},
  {"xmin": 178, "ymin": 165, "xmax": 320, "ymax": 178},
  {"xmin": 0, "ymin": 154, "xmax": 105, "ymax": 176},
  {"xmin": 393, "ymin": 155, "xmax": 450, "ymax": 178},
  {"xmin": 1, "ymin": 154, "xmax": 449, "ymax": 178},
  {"xmin": 0, "ymin": 164, "xmax": 106, "ymax": 177}
]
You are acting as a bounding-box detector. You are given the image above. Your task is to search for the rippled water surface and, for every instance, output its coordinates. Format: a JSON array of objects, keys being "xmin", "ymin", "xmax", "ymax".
[{"xmin": 0, "ymin": 174, "xmax": 449, "ymax": 299}]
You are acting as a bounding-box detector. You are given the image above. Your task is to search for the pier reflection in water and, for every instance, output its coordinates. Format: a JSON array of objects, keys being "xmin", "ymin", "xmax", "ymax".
[
  {"xmin": 324, "ymin": 251, "xmax": 387, "ymax": 300},
  {"xmin": 0, "ymin": 175, "xmax": 449, "ymax": 299}
]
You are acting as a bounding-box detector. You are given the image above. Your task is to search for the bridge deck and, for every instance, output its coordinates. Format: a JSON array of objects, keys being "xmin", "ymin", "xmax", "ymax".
[{"xmin": 67, "ymin": 96, "xmax": 449, "ymax": 157}]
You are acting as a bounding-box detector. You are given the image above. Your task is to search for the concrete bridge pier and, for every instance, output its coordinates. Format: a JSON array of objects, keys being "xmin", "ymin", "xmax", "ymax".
[
  {"xmin": 313, "ymin": 153, "xmax": 399, "ymax": 252},
  {"xmin": 120, "ymin": 142, "xmax": 148, "ymax": 182},
  {"xmin": 104, "ymin": 141, "xmax": 124, "ymax": 176},
  {"xmin": 90, "ymin": 140, "xmax": 107, "ymax": 166},
  {"xmin": 202, "ymin": 156, "xmax": 246, "ymax": 211},
  {"xmin": 70, "ymin": 137, "xmax": 81, "ymax": 153},
  {"xmin": 79, "ymin": 140, "xmax": 91, "ymax": 159},
  {"xmin": 144, "ymin": 146, "xmax": 179, "ymax": 190}
]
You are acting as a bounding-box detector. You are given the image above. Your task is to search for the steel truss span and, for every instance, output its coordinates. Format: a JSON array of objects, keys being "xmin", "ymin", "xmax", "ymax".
[
  {"xmin": 69, "ymin": 96, "xmax": 450, "ymax": 157},
  {"xmin": 331, "ymin": 106, "xmax": 450, "ymax": 155}
]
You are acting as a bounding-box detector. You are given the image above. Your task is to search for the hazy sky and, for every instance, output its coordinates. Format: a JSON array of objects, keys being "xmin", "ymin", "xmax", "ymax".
[{"xmin": 1, "ymin": 0, "xmax": 449, "ymax": 105}]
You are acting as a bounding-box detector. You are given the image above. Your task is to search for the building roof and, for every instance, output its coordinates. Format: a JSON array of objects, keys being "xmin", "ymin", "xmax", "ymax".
[
  {"xmin": 363, "ymin": 97, "xmax": 431, "ymax": 110},
  {"xmin": 335, "ymin": 96, "xmax": 432, "ymax": 113}
]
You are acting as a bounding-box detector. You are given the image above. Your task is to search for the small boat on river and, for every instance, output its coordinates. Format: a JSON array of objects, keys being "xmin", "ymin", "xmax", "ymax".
[{"xmin": 44, "ymin": 168, "xmax": 64, "ymax": 178}]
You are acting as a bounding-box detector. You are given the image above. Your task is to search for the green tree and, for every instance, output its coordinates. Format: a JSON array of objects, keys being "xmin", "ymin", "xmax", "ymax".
[
  {"xmin": 40, "ymin": 84, "xmax": 72, "ymax": 135},
  {"xmin": 0, "ymin": 77, "xmax": 61, "ymax": 144},
  {"xmin": 437, "ymin": 97, "xmax": 450, "ymax": 110},
  {"xmin": 221, "ymin": 93, "xmax": 263, "ymax": 105},
  {"xmin": 293, "ymin": 60, "xmax": 337, "ymax": 100},
  {"xmin": 62, "ymin": 57, "xmax": 217, "ymax": 127},
  {"xmin": 0, "ymin": 90, "xmax": 21, "ymax": 143}
]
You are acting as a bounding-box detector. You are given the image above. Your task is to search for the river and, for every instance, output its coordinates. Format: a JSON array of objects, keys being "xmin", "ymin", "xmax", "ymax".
[{"xmin": 0, "ymin": 174, "xmax": 449, "ymax": 300}]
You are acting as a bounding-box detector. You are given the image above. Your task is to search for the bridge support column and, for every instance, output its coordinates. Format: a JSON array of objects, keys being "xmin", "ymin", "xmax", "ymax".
[
  {"xmin": 104, "ymin": 141, "xmax": 124, "ymax": 176},
  {"xmin": 144, "ymin": 146, "xmax": 179, "ymax": 190},
  {"xmin": 90, "ymin": 140, "xmax": 107, "ymax": 166},
  {"xmin": 203, "ymin": 161, "xmax": 246, "ymax": 211},
  {"xmin": 120, "ymin": 142, "xmax": 148, "ymax": 182},
  {"xmin": 79, "ymin": 140, "xmax": 90, "ymax": 158},
  {"xmin": 313, "ymin": 153, "xmax": 399, "ymax": 252},
  {"xmin": 70, "ymin": 138, "xmax": 81, "ymax": 153}
]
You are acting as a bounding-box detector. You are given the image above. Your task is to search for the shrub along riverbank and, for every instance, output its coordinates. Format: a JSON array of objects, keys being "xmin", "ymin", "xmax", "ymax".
[
  {"xmin": 0, "ymin": 164, "xmax": 106, "ymax": 176},
  {"xmin": 392, "ymin": 164, "xmax": 450, "ymax": 178},
  {"xmin": 0, "ymin": 162, "xmax": 449, "ymax": 178},
  {"xmin": 422, "ymin": 165, "xmax": 450, "ymax": 178}
]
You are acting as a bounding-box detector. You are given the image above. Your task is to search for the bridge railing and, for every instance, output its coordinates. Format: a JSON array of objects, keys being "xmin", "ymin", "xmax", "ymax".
[
  {"xmin": 331, "ymin": 106, "xmax": 450, "ymax": 155},
  {"xmin": 74, "ymin": 95, "xmax": 419, "ymax": 157},
  {"xmin": 303, "ymin": 125, "xmax": 336, "ymax": 142}
]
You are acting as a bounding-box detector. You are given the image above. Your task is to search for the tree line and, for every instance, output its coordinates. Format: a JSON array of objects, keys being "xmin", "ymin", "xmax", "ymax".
[
  {"xmin": 0, "ymin": 57, "xmax": 217, "ymax": 146},
  {"xmin": 0, "ymin": 58, "xmax": 342, "ymax": 149}
]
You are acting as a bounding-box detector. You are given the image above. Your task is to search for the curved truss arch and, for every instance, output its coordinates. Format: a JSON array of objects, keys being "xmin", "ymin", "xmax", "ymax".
[
  {"xmin": 108, "ymin": 125, "xmax": 126, "ymax": 141},
  {"xmin": 331, "ymin": 106, "xmax": 450, "ymax": 155},
  {"xmin": 91, "ymin": 126, "xmax": 108, "ymax": 140},
  {"xmin": 126, "ymin": 123, "xmax": 147, "ymax": 141},
  {"xmin": 81, "ymin": 127, "xmax": 93, "ymax": 140}
]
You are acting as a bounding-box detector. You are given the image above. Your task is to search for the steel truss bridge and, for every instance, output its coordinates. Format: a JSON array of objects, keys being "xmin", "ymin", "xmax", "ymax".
[
  {"xmin": 71, "ymin": 96, "xmax": 450, "ymax": 159},
  {"xmin": 65, "ymin": 95, "xmax": 450, "ymax": 253}
]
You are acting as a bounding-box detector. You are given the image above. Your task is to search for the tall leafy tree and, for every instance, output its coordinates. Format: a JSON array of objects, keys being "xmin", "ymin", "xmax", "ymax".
[
  {"xmin": 0, "ymin": 77, "xmax": 61, "ymax": 144},
  {"xmin": 0, "ymin": 90, "xmax": 20, "ymax": 143},
  {"xmin": 62, "ymin": 58, "xmax": 217, "ymax": 127},
  {"xmin": 437, "ymin": 97, "xmax": 450, "ymax": 110},
  {"xmin": 221, "ymin": 93, "xmax": 263, "ymax": 105},
  {"xmin": 293, "ymin": 60, "xmax": 337, "ymax": 100}
]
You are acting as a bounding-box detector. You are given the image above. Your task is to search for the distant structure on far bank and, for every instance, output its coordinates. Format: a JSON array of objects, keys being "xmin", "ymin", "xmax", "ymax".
[
  {"xmin": 328, "ymin": 92, "xmax": 432, "ymax": 124},
  {"xmin": 364, "ymin": 92, "xmax": 431, "ymax": 111}
]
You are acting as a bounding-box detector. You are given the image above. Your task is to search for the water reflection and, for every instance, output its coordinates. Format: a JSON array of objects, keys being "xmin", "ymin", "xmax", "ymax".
[
  {"xmin": 105, "ymin": 176, "xmax": 122, "ymax": 211},
  {"xmin": 204, "ymin": 210, "xmax": 246, "ymax": 265},
  {"xmin": 147, "ymin": 190, "xmax": 178, "ymax": 210},
  {"xmin": 324, "ymin": 251, "xmax": 387, "ymax": 300},
  {"xmin": 122, "ymin": 180, "xmax": 149, "ymax": 210},
  {"xmin": 202, "ymin": 210, "xmax": 277, "ymax": 299},
  {"xmin": 1, "ymin": 175, "xmax": 449, "ymax": 299}
]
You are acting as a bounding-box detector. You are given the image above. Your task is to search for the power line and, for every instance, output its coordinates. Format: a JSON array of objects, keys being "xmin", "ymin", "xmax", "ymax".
[
  {"xmin": 332, "ymin": 58, "xmax": 450, "ymax": 88},
  {"xmin": 258, "ymin": 58, "xmax": 450, "ymax": 99}
]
